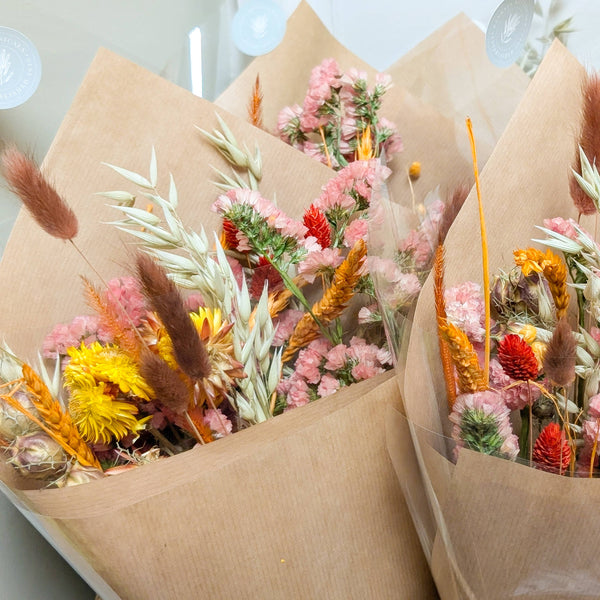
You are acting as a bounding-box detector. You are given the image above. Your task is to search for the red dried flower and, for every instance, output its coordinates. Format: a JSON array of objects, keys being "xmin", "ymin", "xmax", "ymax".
[
  {"xmin": 222, "ymin": 218, "xmax": 243, "ymax": 252},
  {"xmin": 249, "ymin": 256, "xmax": 283, "ymax": 299},
  {"xmin": 498, "ymin": 334, "xmax": 538, "ymax": 382},
  {"xmin": 303, "ymin": 204, "xmax": 331, "ymax": 248},
  {"xmin": 533, "ymin": 422, "xmax": 571, "ymax": 473}
]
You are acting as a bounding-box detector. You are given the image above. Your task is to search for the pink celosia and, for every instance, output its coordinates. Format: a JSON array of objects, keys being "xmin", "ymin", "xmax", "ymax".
[
  {"xmin": 343, "ymin": 218, "xmax": 369, "ymax": 247},
  {"xmin": 297, "ymin": 247, "xmax": 343, "ymax": 283},
  {"xmin": 444, "ymin": 281, "xmax": 486, "ymax": 343},
  {"xmin": 203, "ymin": 408, "xmax": 232, "ymax": 439},
  {"xmin": 317, "ymin": 374, "xmax": 340, "ymax": 397}
]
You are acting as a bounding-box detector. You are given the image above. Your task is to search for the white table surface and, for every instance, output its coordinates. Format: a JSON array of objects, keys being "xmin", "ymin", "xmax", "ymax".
[{"xmin": 0, "ymin": 1, "xmax": 597, "ymax": 597}]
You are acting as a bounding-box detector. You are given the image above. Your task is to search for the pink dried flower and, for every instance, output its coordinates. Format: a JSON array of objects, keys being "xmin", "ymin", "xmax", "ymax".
[
  {"xmin": 43, "ymin": 315, "xmax": 101, "ymax": 357},
  {"xmin": 297, "ymin": 247, "xmax": 343, "ymax": 283},
  {"xmin": 203, "ymin": 408, "xmax": 232, "ymax": 439},
  {"xmin": 343, "ymin": 218, "xmax": 369, "ymax": 247},
  {"xmin": 444, "ymin": 281, "xmax": 486, "ymax": 343},
  {"xmin": 317, "ymin": 375, "xmax": 340, "ymax": 397},
  {"xmin": 285, "ymin": 377, "xmax": 311, "ymax": 409},
  {"xmin": 450, "ymin": 390, "xmax": 519, "ymax": 460},
  {"xmin": 272, "ymin": 309, "xmax": 304, "ymax": 346},
  {"xmin": 543, "ymin": 217, "xmax": 579, "ymax": 240},
  {"xmin": 324, "ymin": 344, "xmax": 349, "ymax": 371},
  {"xmin": 489, "ymin": 359, "xmax": 541, "ymax": 411}
]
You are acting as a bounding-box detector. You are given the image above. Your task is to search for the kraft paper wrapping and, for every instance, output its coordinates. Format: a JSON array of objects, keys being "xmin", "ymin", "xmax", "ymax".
[
  {"xmin": 0, "ymin": 49, "xmax": 436, "ymax": 599},
  {"xmin": 394, "ymin": 41, "xmax": 600, "ymax": 599}
]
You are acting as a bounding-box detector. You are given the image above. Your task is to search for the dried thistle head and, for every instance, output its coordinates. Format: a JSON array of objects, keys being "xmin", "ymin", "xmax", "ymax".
[
  {"xmin": 1, "ymin": 144, "xmax": 78, "ymax": 239},
  {"xmin": 570, "ymin": 72, "xmax": 600, "ymax": 216},
  {"xmin": 135, "ymin": 253, "xmax": 210, "ymax": 381},
  {"xmin": 543, "ymin": 317, "xmax": 576, "ymax": 388}
]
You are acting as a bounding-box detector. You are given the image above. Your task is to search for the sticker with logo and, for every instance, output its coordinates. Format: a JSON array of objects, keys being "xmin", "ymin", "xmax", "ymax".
[
  {"xmin": 485, "ymin": 0, "xmax": 534, "ymax": 68},
  {"xmin": 231, "ymin": 0, "xmax": 286, "ymax": 57},
  {"xmin": 0, "ymin": 27, "xmax": 41, "ymax": 109}
]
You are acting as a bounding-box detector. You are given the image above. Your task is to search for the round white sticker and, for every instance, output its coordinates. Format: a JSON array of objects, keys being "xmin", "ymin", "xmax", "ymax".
[
  {"xmin": 0, "ymin": 27, "xmax": 41, "ymax": 109},
  {"xmin": 231, "ymin": 0, "xmax": 286, "ymax": 57},
  {"xmin": 485, "ymin": 0, "xmax": 534, "ymax": 68}
]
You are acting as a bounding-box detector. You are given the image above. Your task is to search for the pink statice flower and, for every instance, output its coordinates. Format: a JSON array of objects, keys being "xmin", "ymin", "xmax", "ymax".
[
  {"xmin": 358, "ymin": 304, "xmax": 379, "ymax": 325},
  {"xmin": 284, "ymin": 376, "xmax": 311, "ymax": 409},
  {"xmin": 343, "ymin": 218, "xmax": 369, "ymax": 247},
  {"xmin": 489, "ymin": 359, "xmax": 541, "ymax": 411},
  {"xmin": 272, "ymin": 309, "xmax": 304, "ymax": 346},
  {"xmin": 314, "ymin": 160, "xmax": 391, "ymax": 214},
  {"xmin": 576, "ymin": 397, "xmax": 600, "ymax": 475},
  {"xmin": 444, "ymin": 281, "xmax": 486, "ymax": 343},
  {"xmin": 203, "ymin": 408, "xmax": 232, "ymax": 439},
  {"xmin": 297, "ymin": 247, "xmax": 343, "ymax": 283},
  {"xmin": 449, "ymin": 390, "xmax": 519, "ymax": 460},
  {"xmin": 317, "ymin": 374, "xmax": 340, "ymax": 397},
  {"xmin": 277, "ymin": 103, "xmax": 303, "ymax": 146},
  {"xmin": 368, "ymin": 256, "xmax": 421, "ymax": 308},
  {"xmin": 104, "ymin": 276, "xmax": 147, "ymax": 328},
  {"xmin": 324, "ymin": 343, "xmax": 349, "ymax": 370},
  {"xmin": 294, "ymin": 342, "xmax": 330, "ymax": 384},
  {"xmin": 543, "ymin": 217, "xmax": 579, "ymax": 240},
  {"xmin": 43, "ymin": 315, "xmax": 101, "ymax": 358}
]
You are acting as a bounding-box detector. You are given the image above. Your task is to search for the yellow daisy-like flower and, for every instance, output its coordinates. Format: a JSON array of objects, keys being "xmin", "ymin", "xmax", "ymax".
[
  {"xmin": 65, "ymin": 342, "xmax": 154, "ymax": 401},
  {"xmin": 149, "ymin": 307, "xmax": 244, "ymax": 406},
  {"xmin": 513, "ymin": 248, "xmax": 553, "ymax": 277},
  {"xmin": 67, "ymin": 373, "xmax": 149, "ymax": 444}
]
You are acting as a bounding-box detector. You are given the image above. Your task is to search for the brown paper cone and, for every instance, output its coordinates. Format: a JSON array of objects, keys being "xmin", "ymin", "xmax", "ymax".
[
  {"xmin": 0, "ymin": 49, "xmax": 435, "ymax": 599},
  {"xmin": 395, "ymin": 41, "xmax": 600, "ymax": 599}
]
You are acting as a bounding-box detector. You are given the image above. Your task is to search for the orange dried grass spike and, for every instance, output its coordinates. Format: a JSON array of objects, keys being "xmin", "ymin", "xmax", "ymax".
[
  {"xmin": 440, "ymin": 322, "xmax": 487, "ymax": 395},
  {"xmin": 514, "ymin": 247, "xmax": 570, "ymax": 319},
  {"xmin": 282, "ymin": 240, "xmax": 367, "ymax": 362},
  {"xmin": 433, "ymin": 245, "xmax": 457, "ymax": 409},
  {"xmin": 15, "ymin": 366, "xmax": 101, "ymax": 469},
  {"xmin": 248, "ymin": 74, "xmax": 264, "ymax": 130},
  {"xmin": 82, "ymin": 276, "xmax": 142, "ymax": 360}
]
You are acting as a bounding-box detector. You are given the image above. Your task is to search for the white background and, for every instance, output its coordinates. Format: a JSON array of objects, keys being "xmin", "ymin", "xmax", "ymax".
[{"xmin": 0, "ymin": 1, "xmax": 597, "ymax": 597}]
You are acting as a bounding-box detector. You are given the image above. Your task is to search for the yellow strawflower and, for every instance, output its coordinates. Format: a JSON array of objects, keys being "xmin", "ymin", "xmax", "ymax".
[
  {"xmin": 66, "ymin": 373, "xmax": 149, "ymax": 444},
  {"xmin": 65, "ymin": 342, "xmax": 154, "ymax": 401}
]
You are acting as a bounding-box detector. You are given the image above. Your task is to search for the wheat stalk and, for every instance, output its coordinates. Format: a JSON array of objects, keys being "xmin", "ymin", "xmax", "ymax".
[
  {"xmin": 440, "ymin": 322, "xmax": 487, "ymax": 395},
  {"xmin": 19, "ymin": 365, "xmax": 101, "ymax": 469},
  {"xmin": 282, "ymin": 239, "xmax": 366, "ymax": 362}
]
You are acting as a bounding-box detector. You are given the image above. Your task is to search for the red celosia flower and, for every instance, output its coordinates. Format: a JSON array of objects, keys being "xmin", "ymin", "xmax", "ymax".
[
  {"xmin": 532, "ymin": 422, "xmax": 571, "ymax": 473},
  {"xmin": 303, "ymin": 204, "xmax": 331, "ymax": 248},
  {"xmin": 497, "ymin": 334, "xmax": 538, "ymax": 381},
  {"xmin": 249, "ymin": 256, "xmax": 283, "ymax": 299},
  {"xmin": 222, "ymin": 218, "xmax": 243, "ymax": 252}
]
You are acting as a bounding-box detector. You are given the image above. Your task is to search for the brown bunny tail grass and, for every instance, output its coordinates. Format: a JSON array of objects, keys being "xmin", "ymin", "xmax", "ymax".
[
  {"xmin": 440, "ymin": 321, "xmax": 487, "ymax": 395},
  {"xmin": 138, "ymin": 349, "xmax": 192, "ymax": 415},
  {"xmin": 282, "ymin": 239, "xmax": 367, "ymax": 362},
  {"xmin": 19, "ymin": 365, "xmax": 101, "ymax": 469},
  {"xmin": 543, "ymin": 317, "xmax": 577, "ymax": 388},
  {"xmin": 1, "ymin": 145, "xmax": 78, "ymax": 239},
  {"xmin": 570, "ymin": 73, "xmax": 600, "ymax": 215},
  {"xmin": 136, "ymin": 253, "xmax": 211, "ymax": 381}
]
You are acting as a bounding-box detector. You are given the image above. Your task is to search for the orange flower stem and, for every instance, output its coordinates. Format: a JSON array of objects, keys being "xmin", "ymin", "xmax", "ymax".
[
  {"xmin": 590, "ymin": 420, "xmax": 600, "ymax": 478},
  {"xmin": 319, "ymin": 126, "xmax": 332, "ymax": 169},
  {"xmin": 184, "ymin": 410, "xmax": 206, "ymax": 445},
  {"xmin": 466, "ymin": 118, "xmax": 490, "ymax": 386}
]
